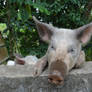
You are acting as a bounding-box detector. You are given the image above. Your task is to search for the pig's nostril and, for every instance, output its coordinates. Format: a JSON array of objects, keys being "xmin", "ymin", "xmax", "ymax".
[
  {"xmin": 57, "ymin": 79, "xmax": 62, "ymax": 83},
  {"xmin": 57, "ymin": 79, "xmax": 64, "ymax": 84},
  {"xmin": 48, "ymin": 77, "xmax": 53, "ymax": 82}
]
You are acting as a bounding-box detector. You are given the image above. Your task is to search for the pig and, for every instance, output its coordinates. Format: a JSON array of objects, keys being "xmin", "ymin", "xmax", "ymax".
[{"xmin": 33, "ymin": 16, "xmax": 92, "ymax": 85}]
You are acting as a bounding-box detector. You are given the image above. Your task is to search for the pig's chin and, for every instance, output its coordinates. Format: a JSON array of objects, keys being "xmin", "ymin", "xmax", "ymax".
[{"xmin": 48, "ymin": 60, "xmax": 67, "ymax": 85}]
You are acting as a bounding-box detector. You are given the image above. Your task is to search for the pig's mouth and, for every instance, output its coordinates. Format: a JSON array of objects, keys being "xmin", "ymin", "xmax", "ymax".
[{"xmin": 48, "ymin": 60, "xmax": 67, "ymax": 85}]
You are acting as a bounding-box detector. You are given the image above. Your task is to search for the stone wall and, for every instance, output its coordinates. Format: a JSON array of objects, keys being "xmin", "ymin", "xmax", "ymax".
[{"xmin": 0, "ymin": 62, "xmax": 92, "ymax": 92}]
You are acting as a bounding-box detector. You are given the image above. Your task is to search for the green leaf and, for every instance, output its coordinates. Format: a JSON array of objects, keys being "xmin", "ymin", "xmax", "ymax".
[
  {"xmin": 17, "ymin": 10, "xmax": 22, "ymax": 20},
  {"xmin": 24, "ymin": 0, "xmax": 33, "ymax": 5},
  {"xmin": 32, "ymin": 3, "xmax": 50, "ymax": 15},
  {"xmin": 25, "ymin": 5, "xmax": 32, "ymax": 19},
  {"xmin": 17, "ymin": 0, "xmax": 24, "ymax": 6},
  {"xmin": 19, "ymin": 8, "xmax": 29, "ymax": 21},
  {"xmin": 9, "ymin": 0, "xmax": 16, "ymax": 3},
  {"xmin": 19, "ymin": 28, "xmax": 25, "ymax": 33},
  {"xmin": 0, "ymin": 23, "xmax": 7, "ymax": 32}
]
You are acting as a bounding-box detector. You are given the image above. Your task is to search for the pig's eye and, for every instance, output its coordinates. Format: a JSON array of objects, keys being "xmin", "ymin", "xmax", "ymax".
[
  {"xmin": 68, "ymin": 48, "xmax": 75, "ymax": 53},
  {"xmin": 51, "ymin": 45, "xmax": 55, "ymax": 50}
]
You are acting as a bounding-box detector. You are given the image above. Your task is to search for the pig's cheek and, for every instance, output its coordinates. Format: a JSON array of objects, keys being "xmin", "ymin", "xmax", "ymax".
[
  {"xmin": 64, "ymin": 54, "xmax": 75, "ymax": 71},
  {"xmin": 47, "ymin": 50, "xmax": 56, "ymax": 63}
]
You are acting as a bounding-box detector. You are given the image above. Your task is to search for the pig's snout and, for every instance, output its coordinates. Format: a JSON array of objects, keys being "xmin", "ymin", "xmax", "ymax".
[
  {"xmin": 48, "ymin": 70, "xmax": 64, "ymax": 85},
  {"xmin": 48, "ymin": 60, "xmax": 67, "ymax": 85}
]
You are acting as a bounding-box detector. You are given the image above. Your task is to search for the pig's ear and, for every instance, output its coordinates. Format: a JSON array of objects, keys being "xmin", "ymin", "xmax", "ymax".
[
  {"xmin": 15, "ymin": 56, "xmax": 25, "ymax": 65},
  {"xmin": 33, "ymin": 16, "xmax": 54, "ymax": 43},
  {"xmin": 14, "ymin": 53, "xmax": 25, "ymax": 65},
  {"xmin": 75, "ymin": 23, "xmax": 92, "ymax": 44}
]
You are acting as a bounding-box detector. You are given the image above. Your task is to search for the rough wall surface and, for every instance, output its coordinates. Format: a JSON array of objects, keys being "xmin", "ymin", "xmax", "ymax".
[{"xmin": 0, "ymin": 62, "xmax": 92, "ymax": 92}]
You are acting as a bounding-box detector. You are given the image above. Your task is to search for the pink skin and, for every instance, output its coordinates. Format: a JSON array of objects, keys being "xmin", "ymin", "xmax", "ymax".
[{"xmin": 32, "ymin": 16, "xmax": 92, "ymax": 85}]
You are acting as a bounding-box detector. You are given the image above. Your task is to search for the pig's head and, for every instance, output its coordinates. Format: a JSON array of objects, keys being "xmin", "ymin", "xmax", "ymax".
[{"xmin": 33, "ymin": 16, "xmax": 92, "ymax": 85}]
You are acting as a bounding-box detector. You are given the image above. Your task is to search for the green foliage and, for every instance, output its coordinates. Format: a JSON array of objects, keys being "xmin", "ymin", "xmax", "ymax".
[
  {"xmin": 0, "ymin": 23, "xmax": 7, "ymax": 31},
  {"xmin": 0, "ymin": 0, "xmax": 92, "ymax": 60}
]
